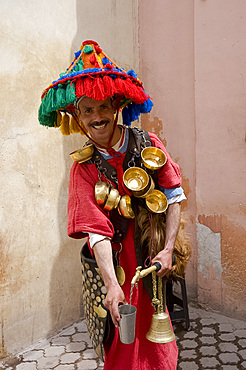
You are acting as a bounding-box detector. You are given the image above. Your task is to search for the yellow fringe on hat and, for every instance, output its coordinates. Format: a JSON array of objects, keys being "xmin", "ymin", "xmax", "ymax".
[
  {"xmin": 136, "ymin": 207, "xmax": 191, "ymax": 279},
  {"xmin": 60, "ymin": 113, "xmax": 70, "ymax": 135},
  {"xmin": 55, "ymin": 111, "xmax": 62, "ymax": 127},
  {"xmin": 70, "ymin": 115, "xmax": 82, "ymax": 134}
]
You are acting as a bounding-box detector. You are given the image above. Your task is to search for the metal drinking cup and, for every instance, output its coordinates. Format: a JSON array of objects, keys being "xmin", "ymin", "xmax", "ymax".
[
  {"xmin": 119, "ymin": 304, "xmax": 137, "ymax": 344},
  {"xmin": 145, "ymin": 189, "xmax": 168, "ymax": 213},
  {"xmin": 141, "ymin": 147, "xmax": 167, "ymax": 170}
]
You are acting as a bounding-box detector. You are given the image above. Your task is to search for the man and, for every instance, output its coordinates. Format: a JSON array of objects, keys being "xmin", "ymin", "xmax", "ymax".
[{"xmin": 39, "ymin": 40, "xmax": 187, "ymax": 369}]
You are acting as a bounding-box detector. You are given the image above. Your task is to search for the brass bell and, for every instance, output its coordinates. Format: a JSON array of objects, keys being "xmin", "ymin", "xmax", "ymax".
[{"xmin": 146, "ymin": 311, "xmax": 176, "ymax": 344}]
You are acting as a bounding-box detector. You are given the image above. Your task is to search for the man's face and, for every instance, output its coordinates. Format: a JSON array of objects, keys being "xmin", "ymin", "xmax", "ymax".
[{"xmin": 77, "ymin": 97, "xmax": 116, "ymax": 146}]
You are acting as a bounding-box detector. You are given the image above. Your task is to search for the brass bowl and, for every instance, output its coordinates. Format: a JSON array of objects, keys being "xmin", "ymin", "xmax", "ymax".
[
  {"xmin": 95, "ymin": 182, "xmax": 110, "ymax": 207},
  {"xmin": 136, "ymin": 176, "xmax": 155, "ymax": 198},
  {"xmin": 104, "ymin": 188, "xmax": 121, "ymax": 211},
  {"xmin": 145, "ymin": 190, "xmax": 168, "ymax": 213},
  {"xmin": 141, "ymin": 147, "xmax": 167, "ymax": 170},
  {"xmin": 123, "ymin": 167, "xmax": 149, "ymax": 194},
  {"xmin": 70, "ymin": 144, "xmax": 94, "ymax": 163},
  {"xmin": 118, "ymin": 195, "xmax": 135, "ymax": 219}
]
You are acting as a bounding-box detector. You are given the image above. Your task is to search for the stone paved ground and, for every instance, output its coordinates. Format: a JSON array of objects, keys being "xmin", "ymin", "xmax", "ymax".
[{"xmin": 0, "ymin": 303, "xmax": 245, "ymax": 370}]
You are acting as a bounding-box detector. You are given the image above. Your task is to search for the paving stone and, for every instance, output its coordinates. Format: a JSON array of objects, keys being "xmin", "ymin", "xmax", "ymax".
[
  {"xmin": 76, "ymin": 359, "xmax": 98, "ymax": 369},
  {"xmin": 178, "ymin": 361, "xmax": 199, "ymax": 370},
  {"xmin": 75, "ymin": 321, "xmax": 87, "ymax": 332},
  {"xmin": 179, "ymin": 349, "xmax": 196, "ymax": 359},
  {"xmin": 199, "ymin": 345, "xmax": 217, "ymax": 356},
  {"xmin": 56, "ymin": 365, "xmax": 75, "ymax": 370},
  {"xmin": 219, "ymin": 323, "xmax": 234, "ymax": 332},
  {"xmin": 242, "ymin": 361, "xmax": 246, "ymax": 369},
  {"xmin": 44, "ymin": 345, "xmax": 65, "ymax": 357},
  {"xmin": 72, "ymin": 332, "xmax": 90, "ymax": 342},
  {"xmin": 183, "ymin": 331, "xmax": 198, "ymax": 339},
  {"xmin": 60, "ymin": 326, "xmax": 76, "ymax": 336},
  {"xmin": 239, "ymin": 339, "xmax": 246, "ymax": 348},
  {"xmin": 221, "ymin": 366, "xmax": 239, "ymax": 370},
  {"xmin": 34, "ymin": 340, "xmax": 51, "ymax": 350},
  {"xmin": 16, "ymin": 363, "xmax": 37, "ymax": 370},
  {"xmin": 60, "ymin": 352, "xmax": 81, "ymax": 364},
  {"xmin": 219, "ymin": 342, "xmax": 238, "ymax": 353},
  {"xmin": 66, "ymin": 341, "xmax": 86, "ymax": 352},
  {"xmin": 37, "ymin": 356, "xmax": 59, "ymax": 369},
  {"xmin": 22, "ymin": 350, "xmax": 43, "ymax": 361},
  {"xmin": 239, "ymin": 349, "xmax": 246, "ymax": 360},
  {"xmin": 234, "ymin": 329, "xmax": 246, "ymax": 338},
  {"xmin": 181, "ymin": 339, "xmax": 198, "ymax": 349},
  {"xmin": 199, "ymin": 357, "xmax": 219, "ymax": 368},
  {"xmin": 200, "ymin": 336, "xmax": 217, "ymax": 345},
  {"xmin": 200, "ymin": 318, "xmax": 216, "ymax": 326},
  {"xmin": 219, "ymin": 352, "xmax": 240, "ymax": 364},
  {"xmin": 51, "ymin": 336, "xmax": 71, "ymax": 346},
  {"xmin": 82, "ymin": 349, "xmax": 98, "ymax": 359},
  {"xmin": 219, "ymin": 333, "xmax": 236, "ymax": 341},
  {"xmin": 201, "ymin": 327, "xmax": 216, "ymax": 335}
]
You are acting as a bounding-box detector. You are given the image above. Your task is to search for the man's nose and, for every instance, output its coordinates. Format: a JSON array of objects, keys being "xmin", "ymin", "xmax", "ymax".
[{"xmin": 93, "ymin": 109, "xmax": 103, "ymax": 122}]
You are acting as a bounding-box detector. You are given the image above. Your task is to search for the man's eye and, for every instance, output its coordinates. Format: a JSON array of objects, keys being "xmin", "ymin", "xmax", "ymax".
[
  {"xmin": 84, "ymin": 109, "xmax": 92, "ymax": 114},
  {"xmin": 101, "ymin": 105, "xmax": 109, "ymax": 110}
]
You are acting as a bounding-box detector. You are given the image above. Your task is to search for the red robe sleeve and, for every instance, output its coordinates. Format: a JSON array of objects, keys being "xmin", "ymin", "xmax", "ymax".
[{"xmin": 67, "ymin": 161, "xmax": 115, "ymax": 239}]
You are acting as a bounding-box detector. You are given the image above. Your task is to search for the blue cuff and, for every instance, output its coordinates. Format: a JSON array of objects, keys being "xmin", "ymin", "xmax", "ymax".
[{"xmin": 159, "ymin": 186, "xmax": 184, "ymax": 200}]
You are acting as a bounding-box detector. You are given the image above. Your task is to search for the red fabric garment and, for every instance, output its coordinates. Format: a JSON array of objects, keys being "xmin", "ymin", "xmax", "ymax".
[
  {"xmin": 103, "ymin": 221, "xmax": 178, "ymax": 370},
  {"xmin": 67, "ymin": 130, "xmax": 181, "ymax": 368}
]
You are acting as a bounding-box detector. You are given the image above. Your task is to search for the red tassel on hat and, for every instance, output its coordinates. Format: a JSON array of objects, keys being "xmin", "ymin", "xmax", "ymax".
[
  {"xmin": 75, "ymin": 79, "xmax": 85, "ymax": 97},
  {"xmin": 83, "ymin": 77, "xmax": 93, "ymax": 98},
  {"xmin": 91, "ymin": 77, "xmax": 106, "ymax": 101},
  {"xmin": 103, "ymin": 75, "xmax": 116, "ymax": 97}
]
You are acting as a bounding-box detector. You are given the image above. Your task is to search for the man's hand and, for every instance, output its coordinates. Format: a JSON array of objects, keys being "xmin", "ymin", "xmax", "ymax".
[
  {"xmin": 103, "ymin": 283, "xmax": 127, "ymax": 327},
  {"xmin": 93, "ymin": 239, "xmax": 127, "ymax": 327}
]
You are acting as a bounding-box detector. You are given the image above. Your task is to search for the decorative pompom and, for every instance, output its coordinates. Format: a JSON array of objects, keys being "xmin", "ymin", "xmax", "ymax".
[
  {"xmin": 83, "ymin": 45, "xmax": 93, "ymax": 54},
  {"xmin": 95, "ymin": 45, "xmax": 102, "ymax": 54},
  {"xmin": 60, "ymin": 113, "xmax": 70, "ymax": 135},
  {"xmin": 89, "ymin": 54, "xmax": 96, "ymax": 64}
]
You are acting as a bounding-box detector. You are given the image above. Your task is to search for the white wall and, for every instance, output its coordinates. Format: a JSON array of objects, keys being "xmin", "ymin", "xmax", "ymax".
[{"xmin": 0, "ymin": 0, "xmax": 138, "ymax": 357}]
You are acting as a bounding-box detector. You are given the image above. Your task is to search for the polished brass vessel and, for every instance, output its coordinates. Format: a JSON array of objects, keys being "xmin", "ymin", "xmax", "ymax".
[
  {"xmin": 145, "ymin": 189, "xmax": 168, "ymax": 213},
  {"xmin": 70, "ymin": 144, "xmax": 94, "ymax": 163},
  {"xmin": 141, "ymin": 147, "xmax": 167, "ymax": 170}
]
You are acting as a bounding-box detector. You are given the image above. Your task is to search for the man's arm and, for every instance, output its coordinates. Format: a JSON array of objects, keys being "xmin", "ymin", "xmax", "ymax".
[
  {"xmin": 93, "ymin": 239, "xmax": 127, "ymax": 327},
  {"xmin": 152, "ymin": 202, "xmax": 181, "ymax": 277}
]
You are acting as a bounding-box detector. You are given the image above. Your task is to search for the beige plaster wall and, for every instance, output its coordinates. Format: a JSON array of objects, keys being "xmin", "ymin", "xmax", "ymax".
[
  {"xmin": 139, "ymin": 1, "xmax": 246, "ymax": 319},
  {"xmin": 139, "ymin": 1, "xmax": 197, "ymax": 298},
  {"xmin": 0, "ymin": 0, "xmax": 138, "ymax": 357}
]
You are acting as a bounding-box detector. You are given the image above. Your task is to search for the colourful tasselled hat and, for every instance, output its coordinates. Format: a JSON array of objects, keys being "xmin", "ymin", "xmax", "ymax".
[{"xmin": 38, "ymin": 40, "xmax": 153, "ymax": 135}]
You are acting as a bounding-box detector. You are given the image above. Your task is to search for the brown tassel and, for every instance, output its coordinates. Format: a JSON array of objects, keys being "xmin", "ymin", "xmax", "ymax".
[
  {"xmin": 60, "ymin": 113, "xmax": 70, "ymax": 135},
  {"xmin": 55, "ymin": 110, "xmax": 62, "ymax": 127},
  {"xmin": 70, "ymin": 115, "xmax": 81, "ymax": 134}
]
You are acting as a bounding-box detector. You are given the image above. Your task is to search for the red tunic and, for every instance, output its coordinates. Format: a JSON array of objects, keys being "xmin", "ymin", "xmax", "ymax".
[{"xmin": 68, "ymin": 132, "xmax": 179, "ymax": 369}]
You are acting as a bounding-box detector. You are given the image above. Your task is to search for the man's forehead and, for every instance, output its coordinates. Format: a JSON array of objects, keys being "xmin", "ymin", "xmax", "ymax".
[{"xmin": 79, "ymin": 97, "xmax": 112, "ymax": 108}]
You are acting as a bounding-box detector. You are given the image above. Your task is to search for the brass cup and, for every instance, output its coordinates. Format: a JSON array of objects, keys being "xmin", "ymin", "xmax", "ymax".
[
  {"xmin": 145, "ymin": 190, "xmax": 168, "ymax": 213},
  {"xmin": 70, "ymin": 144, "xmax": 94, "ymax": 163},
  {"xmin": 123, "ymin": 167, "xmax": 149, "ymax": 195},
  {"xmin": 136, "ymin": 176, "xmax": 155, "ymax": 198},
  {"xmin": 104, "ymin": 188, "xmax": 121, "ymax": 212},
  {"xmin": 95, "ymin": 182, "xmax": 110, "ymax": 207},
  {"xmin": 118, "ymin": 195, "xmax": 135, "ymax": 219},
  {"xmin": 141, "ymin": 147, "xmax": 167, "ymax": 170}
]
